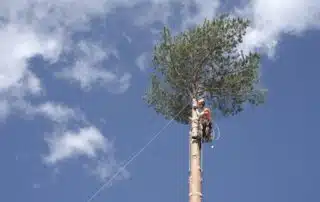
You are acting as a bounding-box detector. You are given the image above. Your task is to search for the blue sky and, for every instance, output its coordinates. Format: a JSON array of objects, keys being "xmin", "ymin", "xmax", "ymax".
[{"xmin": 1, "ymin": 0, "xmax": 320, "ymax": 202}]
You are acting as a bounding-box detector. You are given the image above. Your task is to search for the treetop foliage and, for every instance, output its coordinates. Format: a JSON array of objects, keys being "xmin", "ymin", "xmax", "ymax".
[{"xmin": 144, "ymin": 14, "xmax": 267, "ymax": 124}]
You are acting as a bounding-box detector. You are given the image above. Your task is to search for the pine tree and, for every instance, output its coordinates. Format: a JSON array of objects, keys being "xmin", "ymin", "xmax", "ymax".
[{"xmin": 143, "ymin": 14, "xmax": 267, "ymax": 202}]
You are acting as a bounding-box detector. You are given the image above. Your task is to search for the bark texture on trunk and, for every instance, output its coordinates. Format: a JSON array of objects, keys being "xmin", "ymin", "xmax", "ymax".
[{"xmin": 189, "ymin": 107, "xmax": 202, "ymax": 202}]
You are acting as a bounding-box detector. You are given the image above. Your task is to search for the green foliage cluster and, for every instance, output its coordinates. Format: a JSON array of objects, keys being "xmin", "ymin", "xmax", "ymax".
[{"xmin": 144, "ymin": 15, "xmax": 267, "ymax": 124}]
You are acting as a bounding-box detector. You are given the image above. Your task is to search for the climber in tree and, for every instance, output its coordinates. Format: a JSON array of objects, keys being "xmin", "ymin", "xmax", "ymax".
[
  {"xmin": 201, "ymin": 107, "xmax": 213, "ymax": 142},
  {"xmin": 192, "ymin": 98, "xmax": 212, "ymax": 141}
]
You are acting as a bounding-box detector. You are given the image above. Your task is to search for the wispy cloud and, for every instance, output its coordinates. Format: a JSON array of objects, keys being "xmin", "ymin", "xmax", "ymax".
[
  {"xmin": 43, "ymin": 126, "xmax": 128, "ymax": 181},
  {"xmin": 56, "ymin": 41, "xmax": 131, "ymax": 93},
  {"xmin": 11, "ymin": 100, "xmax": 84, "ymax": 124},
  {"xmin": 135, "ymin": 52, "xmax": 150, "ymax": 71},
  {"xmin": 91, "ymin": 157, "xmax": 130, "ymax": 183},
  {"xmin": 43, "ymin": 126, "xmax": 107, "ymax": 164},
  {"xmin": 34, "ymin": 102, "xmax": 84, "ymax": 123}
]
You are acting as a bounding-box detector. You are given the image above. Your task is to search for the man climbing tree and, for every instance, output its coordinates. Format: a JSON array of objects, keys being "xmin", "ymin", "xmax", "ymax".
[
  {"xmin": 192, "ymin": 98, "xmax": 212, "ymax": 142},
  {"xmin": 143, "ymin": 14, "xmax": 267, "ymax": 202}
]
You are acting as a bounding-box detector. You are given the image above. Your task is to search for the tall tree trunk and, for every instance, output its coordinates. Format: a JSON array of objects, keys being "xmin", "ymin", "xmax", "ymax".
[{"xmin": 189, "ymin": 107, "xmax": 202, "ymax": 202}]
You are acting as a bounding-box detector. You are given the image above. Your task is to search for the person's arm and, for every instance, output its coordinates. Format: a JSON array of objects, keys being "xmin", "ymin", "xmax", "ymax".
[{"xmin": 196, "ymin": 109, "xmax": 204, "ymax": 117}]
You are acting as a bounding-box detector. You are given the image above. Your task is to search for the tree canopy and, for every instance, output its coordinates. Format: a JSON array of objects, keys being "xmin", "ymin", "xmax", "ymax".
[{"xmin": 144, "ymin": 14, "xmax": 267, "ymax": 125}]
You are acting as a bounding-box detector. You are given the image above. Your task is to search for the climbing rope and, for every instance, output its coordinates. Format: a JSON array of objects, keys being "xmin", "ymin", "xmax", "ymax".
[
  {"xmin": 209, "ymin": 122, "xmax": 222, "ymax": 149},
  {"xmin": 85, "ymin": 104, "xmax": 189, "ymax": 202}
]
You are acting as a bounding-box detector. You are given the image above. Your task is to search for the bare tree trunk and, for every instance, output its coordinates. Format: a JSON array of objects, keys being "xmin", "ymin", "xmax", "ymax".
[{"xmin": 189, "ymin": 107, "xmax": 202, "ymax": 202}]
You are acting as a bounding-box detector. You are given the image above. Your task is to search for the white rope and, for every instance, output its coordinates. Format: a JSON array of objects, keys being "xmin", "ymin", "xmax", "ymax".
[
  {"xmin": 210, "ymin": 122, "xmax": 221, "ymax": 149},
  {"xmin": 214, "ymin": 122, "xmax": 221, "ymax": 141},
  {"xmin": 85, "ymin": 104, "xmax": 189, "ymax": 202},
  {"xmin": 86, "ymin": 99, "xmax": 224, "ymax": 201}
]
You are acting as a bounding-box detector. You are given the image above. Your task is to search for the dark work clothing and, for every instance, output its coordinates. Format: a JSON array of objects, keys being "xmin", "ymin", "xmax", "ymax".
[{"xmin": 200, "ymin": 118, "xmax": 212, "ymax": 139}]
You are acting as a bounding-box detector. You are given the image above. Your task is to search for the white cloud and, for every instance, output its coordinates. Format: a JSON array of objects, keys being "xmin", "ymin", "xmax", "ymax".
[
  {"xmin": 59, "ymin": 63, "xmax": 131, "ymax": 93},
  {"xmin": 0, "ymin": 0, "xmax": 134, "ymax": 119},
  {"xmin": 235, "ymin": 0, "xmax": 320, "ymax": 57},
  {"xmin": 43, "ymin": 126, "xmax": 128, "ymax": 181},
  {"xmin": 92, "ymin": 158, "xmax": 130, "ymax": 182},
  {"xmin": 0, "ymin": 0, "xmax": 111, "ymax": 29},
  {"xmin": 35, "ymin": 102, "xmax": 83, "ymax": 123},
  {"xmin": 11, "ymin": 100, "xmax": 83, "ymax": 124},
  {"xmin": 113, "ymin": 73, "xmax": 132, "ymax": 94},
  {"xmin": 133, "ymin": 2, "xmax": 172, "ymax": 27},
  {"xmin": 43, "ymin": 126, "xmax": 108, "ymax": 164},
  {"xmin": 135, "ymin": 52, "xmax": 150, "ymax": 71},
  {"xmin": 56, "ymin": 41, "xmax": 131, "ymax": 93},
  {"xmin": 181, "ymin": 0, "xmax": 220, "ymax": 29},
  {"xmin": 132, "ymin": 0, "xmax": 221, "ymax": 31}
]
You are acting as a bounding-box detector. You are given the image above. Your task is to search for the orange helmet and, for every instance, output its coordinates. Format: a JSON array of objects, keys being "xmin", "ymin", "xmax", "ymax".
[{"xmin": 204, "ymin": 108, "xmax": 211, "ymax": 114}]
